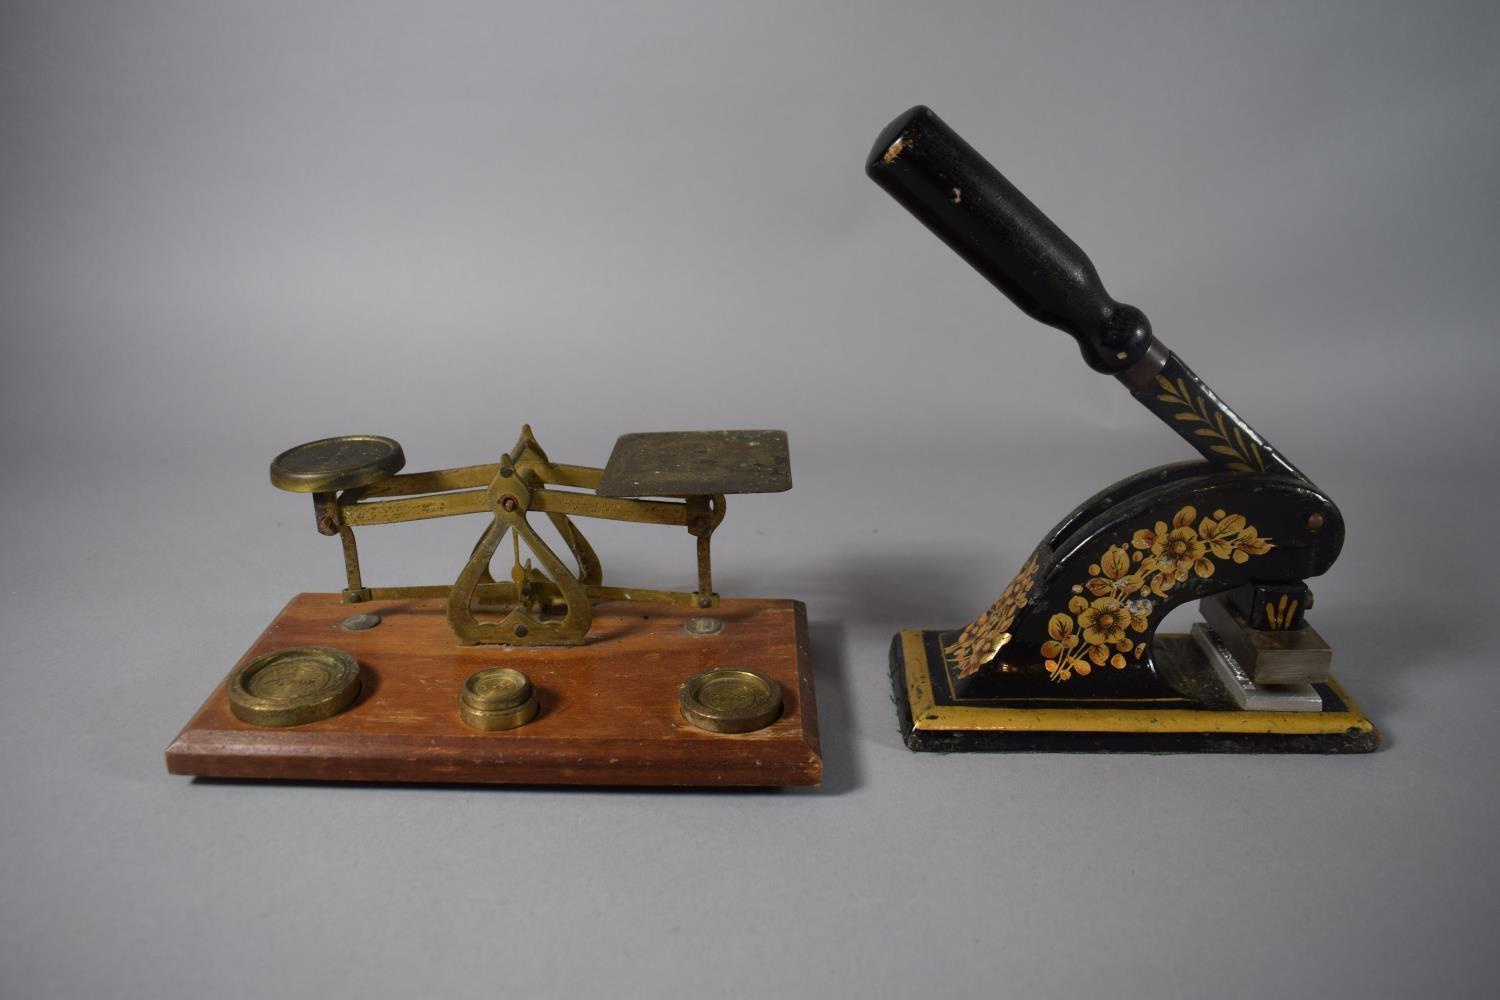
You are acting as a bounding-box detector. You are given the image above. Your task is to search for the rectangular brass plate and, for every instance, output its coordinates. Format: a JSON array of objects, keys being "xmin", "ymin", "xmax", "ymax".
[
  {"xmin": 167, "ymin": 594, "xmax": 821, "ymax": 786},
  {"xmin": 597, "ymin": 430, "xmax": 791, "ymax": 497}
]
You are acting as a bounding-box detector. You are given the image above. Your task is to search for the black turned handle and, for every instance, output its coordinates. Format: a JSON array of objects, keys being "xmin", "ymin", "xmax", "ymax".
[{"xmin": 866, "ymin": 105, "xmax": 1152, "ymax": 374}]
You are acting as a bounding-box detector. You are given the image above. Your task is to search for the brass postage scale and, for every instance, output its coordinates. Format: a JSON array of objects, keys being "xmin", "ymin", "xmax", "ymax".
[{"xmin": 166, "ymin": 425, "xmax": 821, "ymax": 786}]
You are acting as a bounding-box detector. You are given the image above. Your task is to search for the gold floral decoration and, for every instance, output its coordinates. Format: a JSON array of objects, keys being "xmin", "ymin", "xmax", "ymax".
[
  {"xmin": 945, "ymin": 506, "xmax": 1274, "ymax": 682},
  {"xmin": 1155, "ymin": 376, "xmax": 1266, "ymax": 473},
  {"xmin": 946, "ymin": 553, "xmax": 1039, "ymax": 679}
]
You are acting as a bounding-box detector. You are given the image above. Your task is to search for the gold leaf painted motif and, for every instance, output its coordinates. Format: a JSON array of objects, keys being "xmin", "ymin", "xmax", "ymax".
[
  {"xmin": 1264, "ymin": 594, "xmax": 1299, "ymax": 630},
  {"xmin": 1155, "ymin": 376, "xmax": 1266, "ymax": 473},
  {"xmin": 945, "ymin": 506, "xmax": 1274, "ymax": 682},
  {"xmin": 946, "ymin": 553, "xmax": 1040, "ymax": 679}
]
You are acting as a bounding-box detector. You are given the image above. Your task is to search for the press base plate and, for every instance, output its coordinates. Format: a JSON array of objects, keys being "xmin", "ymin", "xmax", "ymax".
[{"xmin": 890, "ymin": 629, "xmax": 1377, "ymax": 754}]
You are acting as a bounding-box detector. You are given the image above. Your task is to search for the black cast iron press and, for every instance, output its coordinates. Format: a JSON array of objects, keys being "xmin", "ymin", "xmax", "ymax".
[{"xmin": 868, "ymin": 106, "xmax": 1376, "ymax": 753}]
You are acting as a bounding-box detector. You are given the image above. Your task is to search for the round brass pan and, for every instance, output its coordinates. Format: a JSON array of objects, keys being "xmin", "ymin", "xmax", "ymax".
[{"xmin": 270, "ymin": 435, "xmax": 406, "ymax": 493}]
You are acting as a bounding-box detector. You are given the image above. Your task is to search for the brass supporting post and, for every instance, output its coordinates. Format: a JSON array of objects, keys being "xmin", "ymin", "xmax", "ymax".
[
  {"xmin": 338, "ymin": 526, "xmax": 370, "ymax": 602},
  {"xmin": 685, "ymin": 496, "xmax": 723, "ymax": 608}
]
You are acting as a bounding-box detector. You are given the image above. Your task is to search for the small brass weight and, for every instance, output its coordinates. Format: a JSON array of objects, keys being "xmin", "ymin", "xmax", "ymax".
[
  {"xmin": 269, "ymin": 425, "xmax": 792, "ymax": 647},
  {"xmin": 459, "ymin": 667, "xmax": 540, "ymax": 731}
]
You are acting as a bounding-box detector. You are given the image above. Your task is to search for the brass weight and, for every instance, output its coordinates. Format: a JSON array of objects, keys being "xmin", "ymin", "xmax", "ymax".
[
  {"xmin": 678, "ymin": 668, "xmax": 783, "ymax": 734},
  {"xmin": 227, "ymin": 646, "xmax": 362, "ymax": 728},
  {"xmin": 459, "ymin": 667, "xmax": 540, "ymax": 731}
]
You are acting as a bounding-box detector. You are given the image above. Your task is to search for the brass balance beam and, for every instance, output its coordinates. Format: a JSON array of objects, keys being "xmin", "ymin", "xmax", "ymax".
[{"xmin": 270, "ymin": 425, "xmax": 787, "ymax": 646}]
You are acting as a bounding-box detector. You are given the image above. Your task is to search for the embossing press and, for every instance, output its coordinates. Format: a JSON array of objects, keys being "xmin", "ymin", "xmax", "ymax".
[{"xmin": 869, "ymin": 106, "xmax": 1376, "ymax": 752}]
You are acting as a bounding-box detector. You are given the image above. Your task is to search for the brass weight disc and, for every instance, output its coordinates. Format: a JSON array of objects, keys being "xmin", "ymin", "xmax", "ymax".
[
  {"xmin": 459, "ymin": 667, "xmax": 540, "ymax": 731},
  {"xmin": 227, "ymin": 646, "xmax": 362, "ymax": 728},
  {"xmin": 678, "ymin": 668, "xmax": 783, "ymax": 734},
  {"xmin": 270, "ymin": 435, "xmax": 406, "ymax": 493}
]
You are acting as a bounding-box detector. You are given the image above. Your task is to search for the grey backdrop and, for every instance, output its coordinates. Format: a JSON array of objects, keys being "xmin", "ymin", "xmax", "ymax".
[{"xmin": 3, "ymin": 2, "xmax": 1497, "ymax": 997}]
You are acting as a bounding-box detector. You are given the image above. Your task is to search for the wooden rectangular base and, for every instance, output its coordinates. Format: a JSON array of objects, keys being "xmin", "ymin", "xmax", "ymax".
[
  {"xmin": 891, "ymin": 629, "xmax": 1378, "ymax": 754},
  {"xmin": 167, "ymin": 594, "xmax": 821, "ymax": 786}
]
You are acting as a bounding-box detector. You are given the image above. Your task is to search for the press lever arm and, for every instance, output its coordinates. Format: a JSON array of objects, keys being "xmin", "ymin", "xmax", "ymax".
[
  {"xmin": 866, "ymin": 105, "xmax": 1153, "ymax": 374},
  {"xmin": 866, "ymin": 105, "xmax": 1306, "ymax": 482}
]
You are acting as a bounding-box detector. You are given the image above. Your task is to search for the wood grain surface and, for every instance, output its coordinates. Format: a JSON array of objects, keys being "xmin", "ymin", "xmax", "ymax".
[{"xmin": 166, "ymin": 594, "xmax": 821, "ymax": 786}]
